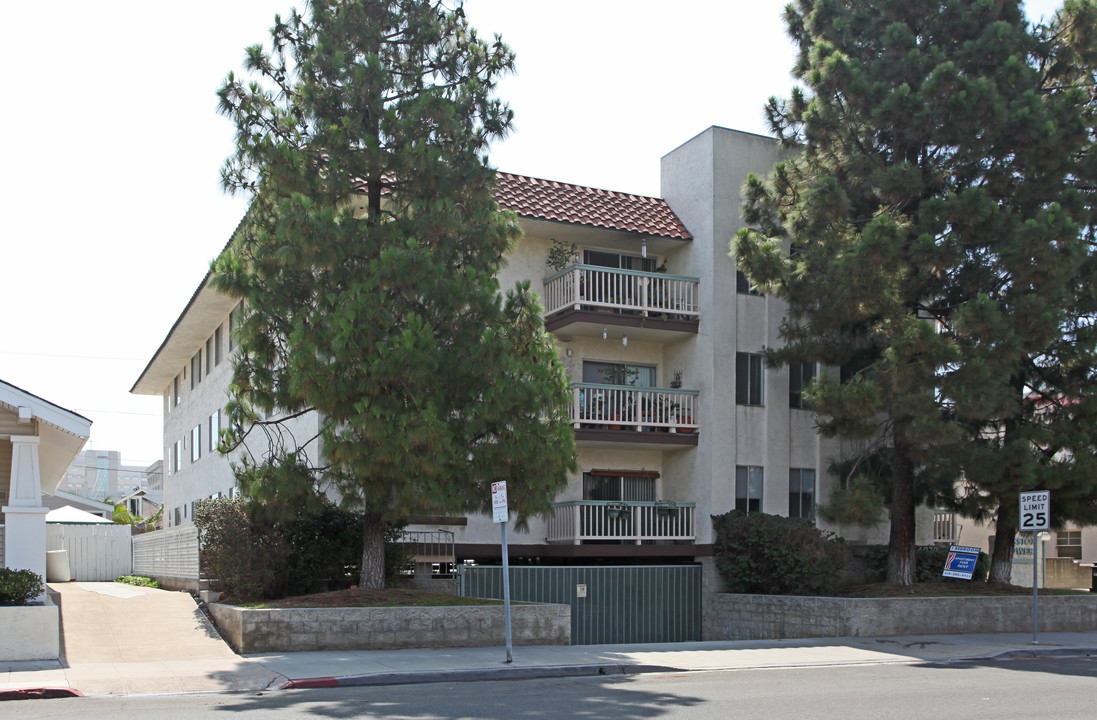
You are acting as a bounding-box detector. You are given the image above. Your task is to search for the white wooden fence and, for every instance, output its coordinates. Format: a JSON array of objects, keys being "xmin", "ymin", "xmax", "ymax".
[
  {"xmin": 132, "ymin": 525, "xmax": 200, "ymax": 581},
  {"xmin": 46, "ymin": 524, "xmax": 132, "ymax": 581},
  {"xmin": 0, "ymin": 524, "xmax": 5, "ymax": 567}
]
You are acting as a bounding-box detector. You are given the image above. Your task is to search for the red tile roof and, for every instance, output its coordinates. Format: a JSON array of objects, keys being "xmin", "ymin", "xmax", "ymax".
[{"xmin": 494, "ymin": 172, "xmax": 691, "ymax": 241}]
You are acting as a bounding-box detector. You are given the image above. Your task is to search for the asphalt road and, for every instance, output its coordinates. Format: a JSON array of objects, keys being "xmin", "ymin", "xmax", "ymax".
[{"xmin": 12, "ymin": 656, "xmax": 1097, "ymax": 719}]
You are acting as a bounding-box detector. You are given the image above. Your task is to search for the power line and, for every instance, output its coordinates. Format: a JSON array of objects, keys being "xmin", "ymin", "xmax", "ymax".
[
  {"xmin": 0, "ymin": 349, "xmax": 149, "ymax": 362},
  {"xmin": 74, "ymin": 408, "xmax": 160, "ymax": 417}
]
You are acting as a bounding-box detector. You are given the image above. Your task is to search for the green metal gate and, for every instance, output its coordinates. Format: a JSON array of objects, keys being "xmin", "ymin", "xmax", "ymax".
[{"xmin": 457, "ymin": 565, "xmax": 701, "ymax": 644}]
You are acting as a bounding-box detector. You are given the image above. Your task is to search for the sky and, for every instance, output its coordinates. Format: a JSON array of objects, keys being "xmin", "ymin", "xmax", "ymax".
[{"xmin": 0, "ymin": 0, "xmax": 1066, "ymax": 468}]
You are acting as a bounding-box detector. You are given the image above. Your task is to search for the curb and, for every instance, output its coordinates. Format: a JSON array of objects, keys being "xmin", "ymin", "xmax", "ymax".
[
  {"xmin": 985, "ymin": 647, "xmax": 1097, "ymax": 662},
  {"xmin": 280, "ymin": 663, "xmax": 682, "ymax": 689},
  {"xmin": 0, "ymin": 687, "xmax": 83, "ymax": 701}
]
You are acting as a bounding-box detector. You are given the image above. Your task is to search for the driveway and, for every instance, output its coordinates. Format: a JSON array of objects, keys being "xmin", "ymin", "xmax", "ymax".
[{"xmin": 47, "ymin": 582, "xmax": 280, "ymax": 695}]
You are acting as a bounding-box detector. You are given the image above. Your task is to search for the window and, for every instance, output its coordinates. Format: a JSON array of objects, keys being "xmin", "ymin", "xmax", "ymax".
[
  {"xmin": 209, "ymin": 410, "xmax": 220, "ymax": 453},
  {"xmin": 173, "ymin": 375, "xmax": 181, "ymax": 406},
  {"xmin": 582, "ymin": 471, "xmax": 658, "ymax": 501},
  {"xmin": 789, "ymin": 362, "xmax": 816, "ymax": 409},
  {"xmin": 206, "ymin": 336, "xmax": 213, "ymax": 374},
  {"xmin": 191, "ymin": 425, "xmax": 201, "ymax": 462},
  {"xmin": 165, "ymin": 391, "xmax": 172, "ymax": 415},
  {"xmin": 583, "ymin": 249, "xmax": 656, "ymax": 273},
  {"xmin": 582, "ymin": 361, "xmax": 656, "ymax": 387},
  {"xmin": 735, "ymin": 466, "xmax": 763, "ymax": 513},
  {"xmin": 167, "ymin": 444, "xmax": 174, "ymax": 477},
  {"xmin": 229, "ymin": 302, "xmax": 242, "ymax": 351},
  {"xmin": 789, "ymin": 468, "xmax": 815, "ymax": 519},
  {"xmin": 173, "ymin": 440, "xmax": 183, "ymax": 472},
  {"xmin": 1057, "ymin": 530, "xmax": 1082, "ymax": 560},
  {"xmin": 736, "ymin": 353, "xmax": 764, "ymax": 405},
  {"xmin": 214, "ymin": 325, "xmax": 224, "ymax": 365},
  {"xmin": 736, "ymin": 270, "xmax": 761, "ymax": 296},
  {"xmin": 191, "ymin": 351, "xmax": 202, "ymax": 389}
]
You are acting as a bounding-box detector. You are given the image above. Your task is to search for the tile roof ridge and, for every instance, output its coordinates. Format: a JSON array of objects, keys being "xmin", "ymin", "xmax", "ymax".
[{"xmin": 495, "ymin": 170, "xmax": 667, "ymax": 202}]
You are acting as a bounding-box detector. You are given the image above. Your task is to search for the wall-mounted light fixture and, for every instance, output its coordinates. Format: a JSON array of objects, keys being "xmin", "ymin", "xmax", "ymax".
[
  {"xmin": 603, "ymin": 328, "xmax": 608, "ymax": 340},
  {"xmin": 622, "ymin": 334, "xmax": 628, "ymax": 347},
  {"xmin": 641, "ymin": 237, "xmax": 647, "ymax": 258}
]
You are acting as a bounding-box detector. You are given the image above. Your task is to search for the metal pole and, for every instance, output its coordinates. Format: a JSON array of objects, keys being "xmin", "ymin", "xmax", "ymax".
[
  {"xmin": 1032, "ymin": 531, "xmax": 1039, "ymax": 645},
  {"xmin": 501, "ymin": 521, "xmax": 513, "ymax": 663}
]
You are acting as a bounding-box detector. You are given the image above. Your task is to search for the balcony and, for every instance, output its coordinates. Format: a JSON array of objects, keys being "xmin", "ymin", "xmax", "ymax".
[
  {"xmin": 933, "ymin": 510, "xmax": 961, "ymax": 545},
  {"xmin": 570, "ymin": 384, "xmax": 699, "ymax": 448},
  {"xmin": 543, "ymin": 265, "xmax": 700, "ymax": 340},
  {"xmin": 547, "ymin": 500, "xmax": 696, "ymax": 545}
]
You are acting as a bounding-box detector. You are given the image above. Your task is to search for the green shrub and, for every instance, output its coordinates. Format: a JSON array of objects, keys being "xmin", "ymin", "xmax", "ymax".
[
  {"xmin": 713, "ymin": 511, "xmax": 848, "ymax": 595},
  {"xmin": 0, "ymin": 568, "xmax": 45, "ymax": 606},
  {"xmin": 195, "ymin": 497, "xmax": 289, "ymax": 603},
  {"xmin": 915, "ymin": 546, "xmax": 990, "ymax": 583},
  {"xmin": 272, "ymin": 501, "xmax": 365, "ymax": 597},
  {"xmin": 115, "ymin": 575, "xmax": 161, "ymax": 589},
  {"xmin": 855, "ymin": 544, "xmax": 990, "ymax": 584},
  {"xmin": 195, "ymin": 496, "xmax": 404, "ymax": 602}
]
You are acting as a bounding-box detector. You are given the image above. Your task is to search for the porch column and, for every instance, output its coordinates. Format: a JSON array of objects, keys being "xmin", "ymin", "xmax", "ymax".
[{"xmin": 3, "ymin": 435, "xmax": 48, "ymax": 600}]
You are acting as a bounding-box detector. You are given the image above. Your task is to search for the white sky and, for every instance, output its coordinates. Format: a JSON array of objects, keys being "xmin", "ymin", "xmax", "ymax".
[{"xmin": 0, "ymin": 0, "xmax": 1065, "ymax": 467}]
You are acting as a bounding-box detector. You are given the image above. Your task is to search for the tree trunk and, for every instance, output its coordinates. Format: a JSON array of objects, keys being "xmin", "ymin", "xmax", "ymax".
[
  {"xmin": 359, "ymin": 512, "xmax": 386, "ymax": 589},
  {"xmin": 989, "ymin": 508, "xmax": 1016, "ymax": 585},
  {"xmin": 886, "ymin": 429, "xmax": 916, "ymax": 586}
]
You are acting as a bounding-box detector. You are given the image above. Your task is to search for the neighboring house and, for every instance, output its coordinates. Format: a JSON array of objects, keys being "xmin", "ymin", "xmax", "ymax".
[
  {"xmin": 119, "ymin": 488, "xmax": 164, "ymax": 522},
  {"xmin": 41, "ymin": 489, "xmax": 113, "ymax": 519},
  {"xmin": 130, "ymin": 127, "xmax": 938, "ymax": 586},
  {"xmin": 1, "ymin": 379, "xmax": 91, "ymax": 591}
]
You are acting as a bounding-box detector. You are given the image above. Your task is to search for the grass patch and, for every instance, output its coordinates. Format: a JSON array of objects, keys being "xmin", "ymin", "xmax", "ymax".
[
  {"xmin": 115, "ymin": 575, "xmax": 161, "ymax": 589},
  {"xmin": 237, "ymin": 587, "xmax": 505, "ymax": 609}
]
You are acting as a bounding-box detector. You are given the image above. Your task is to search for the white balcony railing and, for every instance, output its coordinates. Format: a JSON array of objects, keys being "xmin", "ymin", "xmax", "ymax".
[
  {"xmin": 934, "ymin": 510, "xmax": 960, "ymax": 543},
  {"xmin": 543, "ymin": 265, "xmax": 700, "ymax": 319},
  {"xmin": 547, "ymin": 501, "xmax": 696, "ymax": 545},
  {"xmin": 571, "ymin": 383, "xmax": 699, "ymax": 433}
]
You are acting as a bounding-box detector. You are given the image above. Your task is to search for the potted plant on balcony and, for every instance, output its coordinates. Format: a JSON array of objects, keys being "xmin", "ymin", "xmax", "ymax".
[
  {"xmin": 546, "ymin": 238, "xmax": 578, "ymax": 272},
  {"xmin": 676, "ymin": 409, "xmax": 695, "ymax": 434}
]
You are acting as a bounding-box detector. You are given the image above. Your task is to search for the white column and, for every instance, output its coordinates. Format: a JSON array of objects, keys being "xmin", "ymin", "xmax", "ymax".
[{"xmin": 4, "ymin": 435, "xmax": 48, "ymax": 599}]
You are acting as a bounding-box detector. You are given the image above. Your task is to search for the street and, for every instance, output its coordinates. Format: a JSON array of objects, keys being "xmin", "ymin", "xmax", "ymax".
[{"xmin": 11, "ymin": 656, "xmax": 1096, "ymax": 719}]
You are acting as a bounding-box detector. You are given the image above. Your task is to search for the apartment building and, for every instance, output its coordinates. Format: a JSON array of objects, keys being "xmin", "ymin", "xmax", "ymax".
[{"xmin": 132, "ymin": 127, "xmax": 930, "ymax": 570}]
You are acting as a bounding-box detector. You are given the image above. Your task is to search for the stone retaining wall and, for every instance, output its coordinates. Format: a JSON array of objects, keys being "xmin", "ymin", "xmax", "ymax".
[
  {"xmin": 706, "ymin": 593, "xmax": 1097, "ymax": 641},
  {"xmin": 208, "ymin": 602, "xmax": 570, "ymax": 654}
]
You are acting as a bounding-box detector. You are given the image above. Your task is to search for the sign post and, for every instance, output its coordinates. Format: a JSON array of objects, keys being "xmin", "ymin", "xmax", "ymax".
[
  {"xmin": 1019, "ymin": 491, "xmax": 1050, "ymax": 645},
  {"xmin": 492, "ymin": 481, "xmax": 513, "ymax": 663}
]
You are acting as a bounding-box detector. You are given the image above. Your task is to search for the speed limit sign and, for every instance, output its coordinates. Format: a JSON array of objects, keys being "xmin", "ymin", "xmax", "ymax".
[{"xmin": 1019, "ymin": 491, "xmax": 1050, "ymax": 532}]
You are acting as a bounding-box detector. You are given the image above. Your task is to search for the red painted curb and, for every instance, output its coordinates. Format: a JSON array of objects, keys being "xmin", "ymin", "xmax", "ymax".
[
  {"xmin": 281, "ymin": 677, "xmax": 339, "ymax": 689},
  {"xmin": 0, "ymin": 687, "xmax": 83, "ymax": 701}
]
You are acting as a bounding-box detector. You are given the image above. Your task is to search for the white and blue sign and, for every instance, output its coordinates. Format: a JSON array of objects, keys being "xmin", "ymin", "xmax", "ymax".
[{"xmin": 942, "ymin": 545, "xmax": 981, "ymax": 580}]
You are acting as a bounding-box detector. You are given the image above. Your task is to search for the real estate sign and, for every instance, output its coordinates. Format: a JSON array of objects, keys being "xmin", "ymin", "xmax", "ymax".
[{"xmin": 942, "ymin": 545, "xmax": 981, "ymax": 580}]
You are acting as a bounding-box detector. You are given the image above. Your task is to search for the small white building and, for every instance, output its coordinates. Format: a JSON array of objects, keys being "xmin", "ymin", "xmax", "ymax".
[{"xmin": 1, "ymin": 379, "xmax": 91, "ymax": 593}]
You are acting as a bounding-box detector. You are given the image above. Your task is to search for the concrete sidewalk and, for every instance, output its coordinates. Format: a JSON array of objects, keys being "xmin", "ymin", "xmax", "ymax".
[{"xmin": 1, "ymin": 583, "xmax": 1094, "ymax": 698}]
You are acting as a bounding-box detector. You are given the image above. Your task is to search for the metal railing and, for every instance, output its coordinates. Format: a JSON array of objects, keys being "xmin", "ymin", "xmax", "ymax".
[
  {"xmin": 543, "ymin": 265, "xmax": 700, "ymax": 319},
  {"xmin": 396, "ymin": 529, "xmax": 456, "ymax": 576},
  {"xmin": 571, "ymin": 383, "xmax": 699, "ymax": 433},
  {"xmin": 933, "ymin": 510, "xmax": 960, "ymax": 543},
  {"xmin": 547, "ymin": 501, "xmax": 696, "ymax": 544}
]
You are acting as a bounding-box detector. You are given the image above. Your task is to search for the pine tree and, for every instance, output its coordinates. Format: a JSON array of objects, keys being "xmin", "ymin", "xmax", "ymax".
[
  {"xmin": 211, "ymin": 0, "xmax": 577, "ymax": 588},
  {"xmin": 954, "ymin": 0, "xmax": 1097, "ymax": 583},
  {"xmin": 734, "ymin": 0, "xmax": 1096, "ymax": 585}
]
